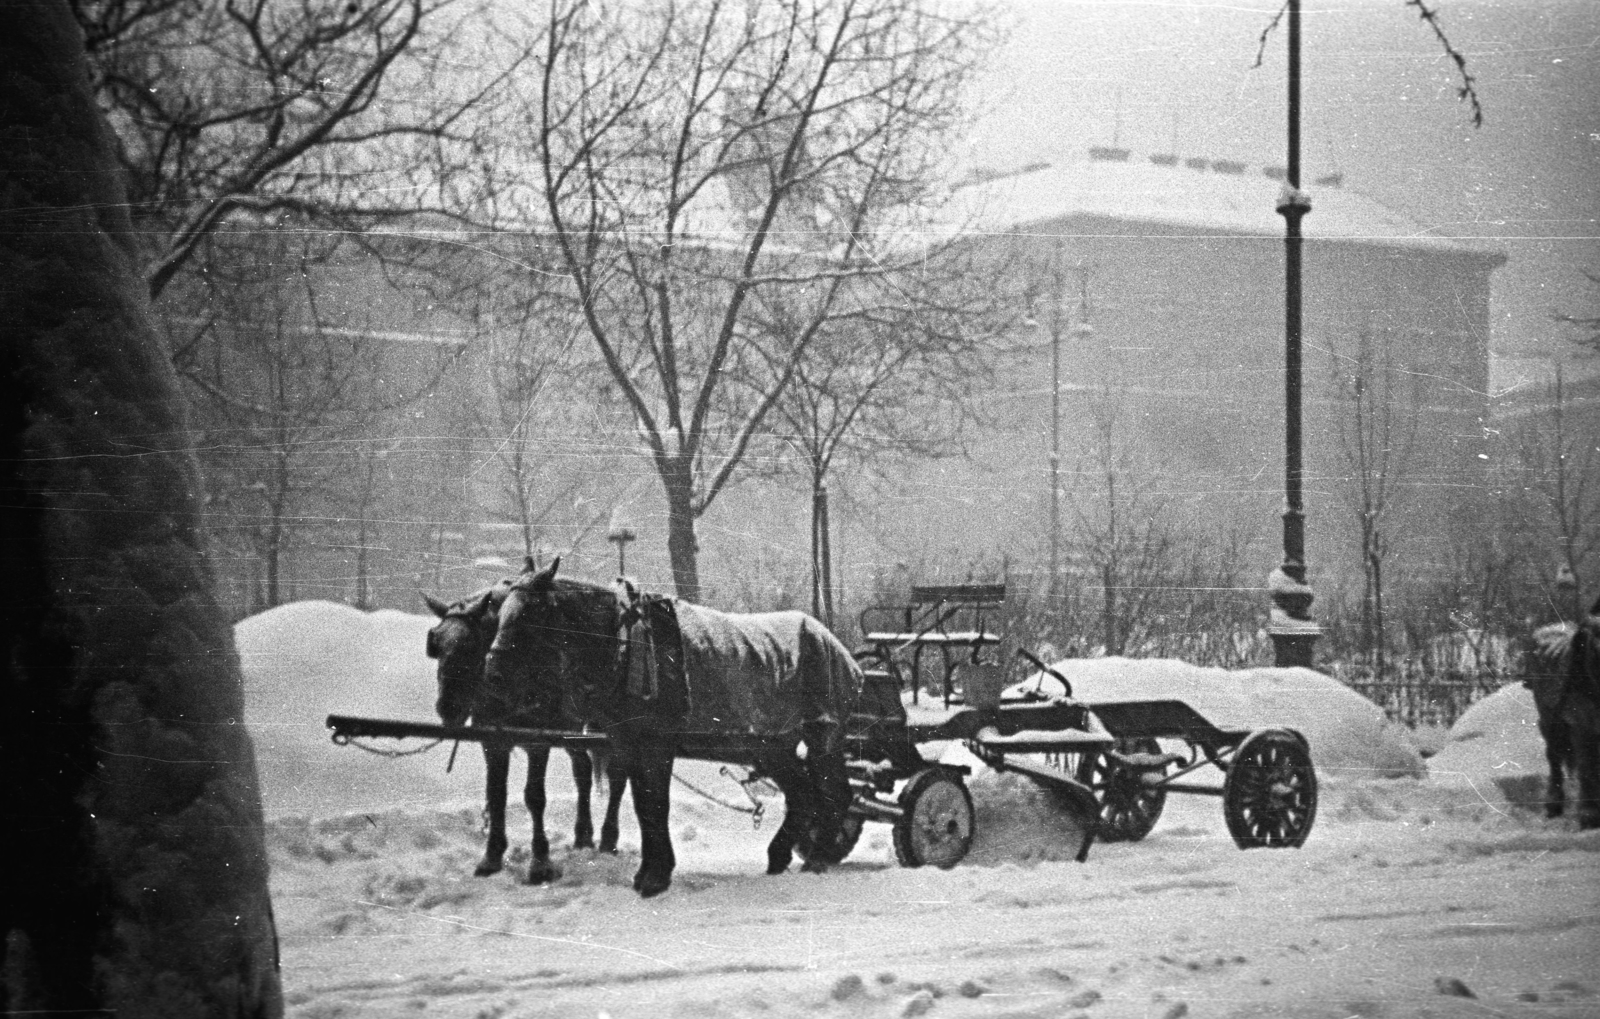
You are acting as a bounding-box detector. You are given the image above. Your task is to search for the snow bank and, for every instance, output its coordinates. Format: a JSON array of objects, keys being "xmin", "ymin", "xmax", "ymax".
[
  {"xmin": 237, "ymin": 601, "xmax": 475, "ymax": 815},
  {"xmin": 1427, "ymin": 682, "xmax": 1550, "ymax": 812},
  {"xmin": 1023, "ymin": 657, "xmax": 1426, "ymax": 779}
]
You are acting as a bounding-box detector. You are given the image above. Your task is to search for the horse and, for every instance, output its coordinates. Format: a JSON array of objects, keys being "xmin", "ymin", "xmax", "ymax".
[
  {"xmin": 423, "ymin": 581, "xmax": 628, "ymax": 883},
  {"xmin": 1523, "ymin": 596, "xmax": 1600, "ymax": 829},
  {"xmin": 477, "ymin": 557, "xmax": 862, "ymax": 898}
]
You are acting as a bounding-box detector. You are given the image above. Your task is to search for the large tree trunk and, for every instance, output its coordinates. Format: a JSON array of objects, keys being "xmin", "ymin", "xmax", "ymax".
[
  {"xmin": 662, "ymin": 459, "xmax": 701, "ymax": 602},
  {"xmin": 2, "ymin": 3, "xmax": 283, "ymax": 1015}
]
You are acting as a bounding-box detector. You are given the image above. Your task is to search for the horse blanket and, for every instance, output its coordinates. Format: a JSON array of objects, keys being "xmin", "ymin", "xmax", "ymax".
[{"xmin": 671, "ymin": 604, "xmax": 862, "ymax": 738}]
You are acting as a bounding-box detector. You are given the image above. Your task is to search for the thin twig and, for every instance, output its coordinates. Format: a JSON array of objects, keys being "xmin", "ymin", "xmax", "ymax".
[
  {"xmin": 1405, "ymin": 0, "xmax": 1484, "ymax": 126},
  {"xmin": 1252, "ymin": 1, "xmax": 1288, "ymax": 69},
  {"xmin": 1252, "ymin": 0, "xmax": 1482, "ymax": 127}
]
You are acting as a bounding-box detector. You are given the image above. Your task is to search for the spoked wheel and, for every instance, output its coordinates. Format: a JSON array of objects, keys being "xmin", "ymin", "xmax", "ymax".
[
  {"xmin": 1076, "ymin": 737, "xmax": 1169, "ymax": 843},
  {"xmin": 893, "ymin": 768, "xmax": 975, "ymax": 869},
  {"xmin": 795, "ymin": 814, "xmax": 865, "ymax": 865},
  {"xmin": 1223, "ymin": 729, "xmax": 1318, "ymax": 849}
]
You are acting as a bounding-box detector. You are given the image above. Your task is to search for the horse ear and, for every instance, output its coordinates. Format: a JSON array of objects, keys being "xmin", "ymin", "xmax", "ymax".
[
  {"xmin": 528, "ymin": 556, "xmax": 560, "ymax": 589},
  {"xmin": 422, "ymin": 593, "xmax": 451, "ymax": 618}
]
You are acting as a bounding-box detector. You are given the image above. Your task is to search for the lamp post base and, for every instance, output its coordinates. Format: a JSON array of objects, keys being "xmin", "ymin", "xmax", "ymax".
[
  {"xmin": 1268, "ymin": 628, "xmax": 1320, "ymax": 669},
  {"xmin": 1266, "ymin": 562, "xmax": 1319, "ymax": 669}
]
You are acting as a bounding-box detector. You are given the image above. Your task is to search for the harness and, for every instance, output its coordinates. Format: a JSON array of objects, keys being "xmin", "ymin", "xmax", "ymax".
[{"xmin": 615, "ymin": 578, "xmax": 671, "ymax": 702}]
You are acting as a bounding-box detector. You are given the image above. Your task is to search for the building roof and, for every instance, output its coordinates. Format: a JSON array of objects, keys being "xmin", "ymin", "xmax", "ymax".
[{"xmin": 946, "ymin": 149, "xmax": 1505, "ymax": 262}]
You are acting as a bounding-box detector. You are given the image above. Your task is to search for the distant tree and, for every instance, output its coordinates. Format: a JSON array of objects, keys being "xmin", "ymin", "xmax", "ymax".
[
  {"xmin": 1516, "ymin": 368, "xmax": 1600, "ymax": 621},
  {"xmin": 466, "ymin": 0, "xmax": 999, "ymax": 601},
  {"xmin": 1329, "ymin": 325, "xmax": 1420, "ymax": 677},
  {"xmin": 472, "ymin": 310, "xmax": 618, "ymax": 562},
  {"xmin": 764, "ymin": 268, "xmax": 999, "ymax": 625},
  {"xmin": 1068, "ymin": 395, "xmax": 1181, "ymax": 658},
  {"xmin": 190, "ymin": 226, "xmax": 444, "ymax": 609},
  {"xmin": 1553, "ymin": 270, "xmax": 1600, "ymax": 354}
]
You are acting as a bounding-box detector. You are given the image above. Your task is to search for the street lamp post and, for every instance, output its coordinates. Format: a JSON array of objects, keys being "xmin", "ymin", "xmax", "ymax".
[
  {"xmin": 607, "ymin": 505, "xmax": 637, "ymax": 578},
  {"xmin": 1268, "ymin": 0, "xmax": 1320, "ymax": 667},
  {"xmin": 1042, "ymin": 263, "xmax": 1093, "ymax": 604}
]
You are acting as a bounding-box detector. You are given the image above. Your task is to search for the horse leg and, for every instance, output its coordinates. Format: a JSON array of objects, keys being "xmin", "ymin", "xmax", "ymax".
[
  {"xmin": 1574, "ymin": 726, "xmax": 1600, "ymax": 830},
  {"xmin": 522, "ymin": 745, "xmax": 562, "ymax": 885},
  {"xmin": 475, "ymin": 745, "xmax": 511, "ymax": 877},
  {"xmin": 798, "ymin": 722, "xmax": 854, "ymax": 872},
  {"xmin": 596, "ymin": 749, "xmax": 627, "ymax": 854},
  {"xmin": 1541, "ymin": 719, "xmax": 1570, "ymax": 818},
  {"xmin": 568, "ymin": 748, "xmax": 596, "ymax": 850},
  {"xmin": 759, "ymin": 754, "xmax": 809, "ymax": 876},
  {"xmin": 626, "ymin": 748, "xmax": 676, "ymax": 898}
]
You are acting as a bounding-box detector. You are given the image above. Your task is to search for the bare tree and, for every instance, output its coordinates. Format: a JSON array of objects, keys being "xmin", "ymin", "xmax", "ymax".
[
  {"xmin": 764, "ymin": 281, "xmax": 992, "ymax": 623},
  {"xmin": 469, "ymin": 0, "xmax": 997, "ymax": 600},
  {"xmin": 471, "ymin": 311, "xmax": 619, "ymax": 562},
  {"xmin": 190, "ymin": 226, "xmax": 446, "ymax": 609},
  {"xmin": 1553, "ymin": 270, "xmax": 1600, "ymax": 354},
  {"xmin": 1516, "ymin": 367, "xmax": 1599, "ymax": 620},
  {"xmin": 1068, "ymin": 396, "xmax": 1182, "ymax": 658},
  {"xmin": 1329, "ymin": 325, "xmax": 1420, "ymax": 677},
  {"xmin": 70, "ymin": 0, "xmax": 510, "ymax": 300}
]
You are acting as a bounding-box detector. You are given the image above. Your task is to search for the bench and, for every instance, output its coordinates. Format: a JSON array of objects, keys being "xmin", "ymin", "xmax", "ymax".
[{"xmin": 857, "ymin": 583, "xmax": 1007, "ymax": 707}]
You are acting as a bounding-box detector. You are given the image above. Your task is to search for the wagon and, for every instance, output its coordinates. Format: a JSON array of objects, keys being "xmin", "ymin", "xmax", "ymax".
[
  {"xmin": 836, "ymin": 583, "xmax": 1319, "ymax": 867},
  {"xmin": 328, "ymin": 584, "xmax": 1317, "ymax": 872}
]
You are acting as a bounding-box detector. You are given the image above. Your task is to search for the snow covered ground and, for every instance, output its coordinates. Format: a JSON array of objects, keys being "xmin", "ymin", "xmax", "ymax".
[{"xmin": 240, "ymin": 602, "xmax": 1600, "ymax": 1019}]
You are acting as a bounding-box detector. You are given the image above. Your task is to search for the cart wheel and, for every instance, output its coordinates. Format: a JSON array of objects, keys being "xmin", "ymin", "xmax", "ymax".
[
  {"xmin": 795, "ymin": 814, "xmax": 865, "ymax": 864},
  {"xmin": 1076, "ymin": 737, "xmax": 1169, "ymax": 842},
  {"xmin": 893, "ymin": 768, "xmax": 974, "ymax": 869},
  {"xmin": 1223, "ymin": 729, "xmax": 1318, "ymax": 849}
]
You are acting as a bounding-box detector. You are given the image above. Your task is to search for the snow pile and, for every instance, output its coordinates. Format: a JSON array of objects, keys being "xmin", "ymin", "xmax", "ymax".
[
  {"xmin": 1427, "ymin": 682, "xmax": 1550, "ymax": 811},
  {"xmin": 237, "ymin": 600, "xmax": 477, "ymax": 815},
  {"xmin": 1023, "ymin": 657, "xmax": 1427, "ymax": 779}
]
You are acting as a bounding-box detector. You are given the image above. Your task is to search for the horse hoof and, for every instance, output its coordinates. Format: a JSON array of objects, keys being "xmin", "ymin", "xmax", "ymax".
[
  {"xmin": 632, "ymin": 868, "xmax": 672, "ymax": 896},
  {"xmin": 473, "ymin": 859, "xmax": 504, "ymax": 877},
  {"xmin": 598, "ymin": 841, "xmax": 619, "ymax": 855},
  {"xmin": 637, "ymin": 876, "xmax": 671, "ymax": 898},
  {"xmin": 800, "ymin": 859, "xmax": 830, "ymax": 874},
  {"xmin": 573, "ymin": 837, "xmax": 595, "ymax": 851},
  {"xmin": 525, "ymin": 863, "xmax": 562, "ymax": 885},
  {"xmin": 1547, "ymin": 804, "xmax": 1565, "ymax": 819}
]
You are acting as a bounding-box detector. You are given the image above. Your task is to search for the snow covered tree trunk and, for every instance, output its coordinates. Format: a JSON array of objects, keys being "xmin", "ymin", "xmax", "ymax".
[
  {"xmin": 1, "ymin": 3, "xmax": 283, "ymax": 1015},
  {"xmin": 663, "ymin": 459, "xmax": 702, "ymax": 603}
]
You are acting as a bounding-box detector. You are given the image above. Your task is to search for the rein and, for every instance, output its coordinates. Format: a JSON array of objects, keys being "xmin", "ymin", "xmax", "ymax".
[
  {"xmin": 342, "ymin": 735, "xmax": 445, "ymax": 758},
  {"xmin": 671, "ymin": 766, "xmax": 777, "ymax": 828}
]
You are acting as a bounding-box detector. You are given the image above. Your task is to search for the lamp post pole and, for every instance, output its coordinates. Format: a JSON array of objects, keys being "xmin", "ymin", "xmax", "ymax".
[
  {"xmin": 607, "ymin": 506, "xmax": 636, "ymax": 578},
  {"xmin": 1269, "ymin": 0, "xmax": 1320, "ymax": 667},
  {"xmin": 1049, "ymin": 307, "xmax": 1062, "ymax": 601},
  {"xmin": 1045, "ymin": 263, "xmax": 1094, "ymax": 605}
]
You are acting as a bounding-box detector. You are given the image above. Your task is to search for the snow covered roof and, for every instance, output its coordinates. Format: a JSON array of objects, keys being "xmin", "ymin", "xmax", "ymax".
[{"xmin": 944, "ymin": 150, "xmax": 1503, "ymax": 260}]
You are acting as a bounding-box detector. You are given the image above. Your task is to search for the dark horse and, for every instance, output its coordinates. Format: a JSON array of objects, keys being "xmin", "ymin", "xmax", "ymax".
[
  {"xmin": 423, "ymin": 580, "xmax": 628, "ymax": 882},
  {"xmin": 477, "ymin": 558, "xmax": 862, "ymax": 898},
  {"xmin": 1523, "ymin": 595, "xmax": 1600, "ymax": 829}
]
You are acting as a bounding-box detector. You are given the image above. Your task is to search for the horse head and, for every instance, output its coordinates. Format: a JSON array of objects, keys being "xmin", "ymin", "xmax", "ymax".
[
  {"xmin": 423, "ymin": 583, "xmax": 507, "ymax": 727},
  {"xmin": 484, "ymin": 556, "xmax": 617, "ymax": 724}
]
